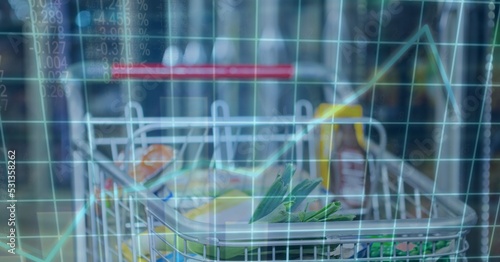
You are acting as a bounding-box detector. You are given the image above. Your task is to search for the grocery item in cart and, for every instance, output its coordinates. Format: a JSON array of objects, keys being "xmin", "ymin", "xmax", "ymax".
[
  {"xmin": 331, "ymin": 243, "xmax": 368, "ymax": 259},
  {"xmin": 367, "ymin": 237, "xmax": 454, "ymax": 261},
  {"xmin": 331, "ymin": 123, "xmax": 371, "ymax": 209},
  {"xmin": 95, "ymin": 144, "xmax": 178, "ymax": 214},
  {"xmin": 314, "ymin": 104, "xmax": 368, "ymax": 208},
  {"xmin": 327, "ymin": 238, "xmax": 454, "ymax": 261},
  {"xmin": 116, "ymin": 144, "xmax": 177, "ymax": 182},
  {"xmin": 155, "ymin": 165, "xmax": 319, "ymax": 212},
  {"xmin": 249, "ymin": 164, "xmax": 355, "ymax": 224}
]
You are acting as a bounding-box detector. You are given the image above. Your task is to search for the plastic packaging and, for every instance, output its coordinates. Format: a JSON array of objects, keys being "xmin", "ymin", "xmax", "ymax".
[{"xmin": 331, "ymin": 124, "xmax": 371, "ymax": 209}]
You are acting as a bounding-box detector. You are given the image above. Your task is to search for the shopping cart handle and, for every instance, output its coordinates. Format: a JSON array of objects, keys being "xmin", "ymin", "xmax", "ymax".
[{"xmin": 111, "ymin": 63, "xmax": 295, "ymax": 79}]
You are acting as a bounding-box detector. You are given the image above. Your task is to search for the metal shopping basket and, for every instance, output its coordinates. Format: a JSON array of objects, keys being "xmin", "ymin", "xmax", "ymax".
[{"xmin": 65, "ymin": 63, "xmax": 477, "ymax": 262}]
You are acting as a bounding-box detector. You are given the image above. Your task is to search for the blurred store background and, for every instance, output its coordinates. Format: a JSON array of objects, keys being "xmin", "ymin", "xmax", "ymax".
[{"xmin": 0, "ymin": 0, "xmax": 498, "ymax": 261}]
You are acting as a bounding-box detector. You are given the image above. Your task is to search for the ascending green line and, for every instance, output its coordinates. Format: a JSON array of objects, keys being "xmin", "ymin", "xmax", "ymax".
[
  {"xmin": 0, "ymin": 190, "xmax": 92, "ymax": 262},
  {"xmin": 350, "ymin": 24, "xmax": 462, "ymax": 120},
  {"xmin": 0, "ymin": 242, "xmax": 44, "ymax": 262},
  {"xmin": 43, "ymin": 198, "xmax": 92, "ymax": 262}
]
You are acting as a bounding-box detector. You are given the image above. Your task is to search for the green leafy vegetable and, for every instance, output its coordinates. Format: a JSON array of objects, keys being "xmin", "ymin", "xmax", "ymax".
[
  {"xmin": 368, "ymin": 238, "xmax": 452, "ymax": 262},
  {"xmin": 254, "ymin": 201, "xmax": 291, "ymax": 223},
  {"xmin": 286, "ymin": 177, "xmax": 322, "ymax": 212},
  {"xmin": 249, "ymin": 164, "xmax": 295, "ymax": 223},
  {"xmin": 250, "ymin": 163, "xmax": 355, "ymax": 224},
  {"xmin": 322, "ymin": 214, "xmax": 357, "ymax": 221}
]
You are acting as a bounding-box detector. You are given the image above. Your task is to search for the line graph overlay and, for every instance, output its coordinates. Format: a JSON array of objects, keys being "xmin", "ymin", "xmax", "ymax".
[{"xmin": 348, "ymin": 24, "xmax": 462, "ymax": 121}]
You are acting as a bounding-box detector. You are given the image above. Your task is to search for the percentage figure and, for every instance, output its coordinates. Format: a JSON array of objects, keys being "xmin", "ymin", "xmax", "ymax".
[
  {"xmin": 139, "ymin": 28, "xmax": 150, "ymax": 40},
  {"xmin": 138, "ymin": 0, "xmax": 148, "ymax": 10},
  {"xmin": 138, "ymin": 13, "xmax": 149, "ymax": 26},
  {"xmin": 140, "ymin": 43, "xmax": 150, "ymax": 56}
]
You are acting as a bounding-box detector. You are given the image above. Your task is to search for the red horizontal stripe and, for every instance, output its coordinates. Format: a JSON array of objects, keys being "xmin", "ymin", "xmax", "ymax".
[{"xmin": 111, "ymin": 64, "xmax": 294, "ymax": 79}]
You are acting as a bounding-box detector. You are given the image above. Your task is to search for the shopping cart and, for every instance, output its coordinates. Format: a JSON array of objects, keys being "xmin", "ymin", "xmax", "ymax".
[{"xmin": 65, "ymin": 63, "xmax": 477, "ymax": 262}]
